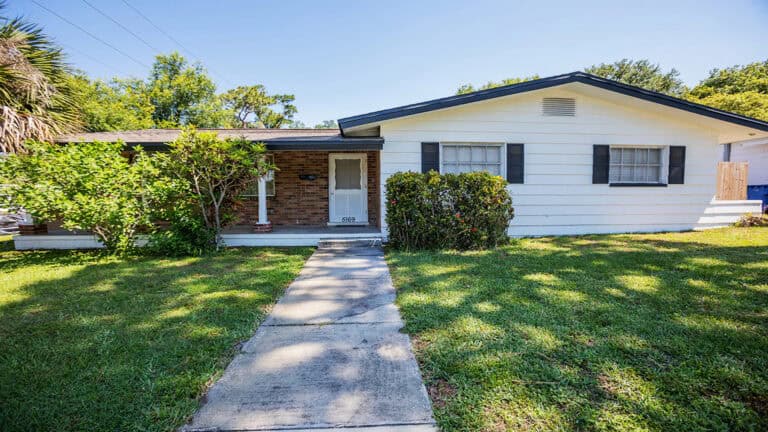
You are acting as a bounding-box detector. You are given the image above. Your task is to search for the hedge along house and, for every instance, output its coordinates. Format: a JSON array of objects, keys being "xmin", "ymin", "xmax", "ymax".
[{"xmin": 13, "ymin": 72, "xmax": 768, "ymax": 249}]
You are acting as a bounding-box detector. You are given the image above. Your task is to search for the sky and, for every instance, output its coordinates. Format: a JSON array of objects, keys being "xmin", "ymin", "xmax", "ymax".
[{"xmin": 9, "ymin": 0, "xmax": 768, "ymax": 127}]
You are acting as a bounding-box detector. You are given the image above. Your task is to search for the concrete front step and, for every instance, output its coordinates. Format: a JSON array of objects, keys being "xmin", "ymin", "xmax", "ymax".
[{"xmin": 317, "ymin": 238, "xmax": 383, "ymax": 249}]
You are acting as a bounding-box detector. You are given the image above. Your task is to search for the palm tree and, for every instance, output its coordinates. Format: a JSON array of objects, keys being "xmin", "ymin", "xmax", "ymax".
[{"xmin": 0, "ymin": 2, "xmax": 80, "ymax": 153}]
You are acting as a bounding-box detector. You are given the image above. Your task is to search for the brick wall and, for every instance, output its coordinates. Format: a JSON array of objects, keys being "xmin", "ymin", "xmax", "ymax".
[{"xmin": 236, "ymin": 151, "xmax": 379, "ymax": 227}]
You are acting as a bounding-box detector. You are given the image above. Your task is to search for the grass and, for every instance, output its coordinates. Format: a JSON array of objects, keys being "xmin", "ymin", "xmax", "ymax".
[
  {"xmin": 0, "ymin": 236, "xmax": 313, "ymax": 431},
  {"xmin": 387, "ymin": 227, "xmax": 768, "ymax": 431}
]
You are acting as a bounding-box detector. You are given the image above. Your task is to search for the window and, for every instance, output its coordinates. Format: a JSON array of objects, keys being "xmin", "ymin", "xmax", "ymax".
[
  {"xmin": 334, "ymin": 159, "xmax": 361, "ymax": 189},
  {"xmin": 609, "ymin": 147, "xmax": 664, "ymax": 184},
  {"xmin": 241, "ymin": 154, "xmax": 275, "ymax": 197},
  {"xmin": 441, "ymin": 143, "xmax": 503, "ymax": 176}
]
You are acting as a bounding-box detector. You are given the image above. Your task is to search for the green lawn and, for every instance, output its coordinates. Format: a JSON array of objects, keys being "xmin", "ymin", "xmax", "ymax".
[
  {"xmin": 387, "ymin": 227, "xmax": 768, "ymax": 431},
  {"xmin": 0, "ymin": 236, "xmax": 312, "ymax": 431}
]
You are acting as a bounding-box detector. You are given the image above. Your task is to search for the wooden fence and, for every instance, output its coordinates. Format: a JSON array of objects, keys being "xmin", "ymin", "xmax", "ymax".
[{"xmin": 716, "ymin": 162, "xmax": 749, "ymax": 200}]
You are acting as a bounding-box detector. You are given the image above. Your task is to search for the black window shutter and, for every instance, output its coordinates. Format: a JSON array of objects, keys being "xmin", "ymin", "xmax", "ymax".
[
  {"xmin": 506, "ymin": 143, "xmax": 524, "ymax": 183},
  {"xmin": 421, "ymin": 142, "xmax": 439, "ymax": 173},
  {"xmin": 668, "ymin": 146, "xmax": 686, "ymax": 184},
  {"xmin": 592, "ymin": 145, "xmax": 610, "ymax": 184}
]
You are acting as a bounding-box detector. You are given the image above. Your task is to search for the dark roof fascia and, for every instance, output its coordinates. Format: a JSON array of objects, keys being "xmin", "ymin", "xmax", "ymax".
[
  {"xmin": 93, "ymin": 138, "xmax": 384, "ymax": 152},
  {"xmin": 265, "ymin": 137, "xmax": 383, "ymax": 150},
  {"xmin": 569, "ymin": 74, "xmax": 768, "ymax": 132},
  {"xmin": 338, "ymin": 72, "xmax": 768, "ymax": 133}
]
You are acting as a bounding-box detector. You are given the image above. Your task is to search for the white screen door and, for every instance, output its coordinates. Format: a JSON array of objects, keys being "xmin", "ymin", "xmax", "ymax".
[{"xmin": 329, "ymin": 153, "xmax": 367, "ymax": 224}]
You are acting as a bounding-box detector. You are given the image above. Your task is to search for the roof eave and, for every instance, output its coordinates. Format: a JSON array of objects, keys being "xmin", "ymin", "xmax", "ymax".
[{"xmin": 81, "ymin": 137, "xmax": 384, "ymax": 152}]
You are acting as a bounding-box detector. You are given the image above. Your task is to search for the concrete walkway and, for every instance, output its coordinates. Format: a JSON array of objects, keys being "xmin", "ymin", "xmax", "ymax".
[{"xmin": 183, "ymin": 244, "xmax": 436, "ymax": 431}]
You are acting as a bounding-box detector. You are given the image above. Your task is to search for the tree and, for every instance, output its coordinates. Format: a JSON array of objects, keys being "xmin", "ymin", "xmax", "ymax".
[
  {"xmin": 686, "ymin": 60, "xmax": 768, "ymax": 121},
  {"xmin": 457, "ymin": 76, "xmax": 540, "ymax": 95},
  {"xmin": 584, "ymin": 59, "xmax": 686, "ymax": 96},
  {"xmin": 220, "ymin": 85, "xmax": 297, "ymax": 128},
  {"xmin": 285, "ymin": 120, "xmax": 306, "ymax": 129},
  {"xmin": 144, "ymin": 52, "xmax": 226, "ymax": 127},
  {"xmin": 160, "ymin": 128, "xmax": 274, "ymax": 247},
  {"xmin": 0, "ymin": 3, "xmax": 80, "ymax": 153},
  {"xmin": 314, "ymin": 119, "xmax": 338, "ymax": 129},
  {"xmin": 68, "ymin": 74, "xmax": 154, "ymax": 131},
  {"xmin": 0, "ymin": 141, "xmax": 173, "ymax": 253}
]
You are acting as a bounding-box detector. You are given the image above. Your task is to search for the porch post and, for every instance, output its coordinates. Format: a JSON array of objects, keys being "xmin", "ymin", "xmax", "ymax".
[
  {"xmin": 257, "ymin": 176, "xmax": 269, "ymax": 224},
  {"xmin": 252, "ymin": 175, "xmax": 273, "ymax": 233}
]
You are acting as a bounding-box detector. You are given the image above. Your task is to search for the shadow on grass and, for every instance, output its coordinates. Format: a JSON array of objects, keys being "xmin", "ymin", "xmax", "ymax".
[
  {"xmin": 387, "ymin": 228, "xmax": 768, "ymax": 431},
  {"xmin": 0, "ymin": 245, "xmax": 313, "ymax": 431}
]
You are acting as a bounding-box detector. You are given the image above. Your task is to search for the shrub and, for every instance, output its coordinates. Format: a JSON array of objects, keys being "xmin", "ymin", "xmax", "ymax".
[
  {"xmin": 0, "ymin": 140, "xmax": 173, "ymax": 254},
  {"xmin": 145, "ymin": 210, "xmax": 217, "ymax": 257},
  {"xmin": 734, "ymin": 212, "xmax": 768, "ymax": 227},
  {"xmin": 386, "ymin": 171, "xmax": 514, "ymax": 250},
  {"xmin": 156, "ymin": 128, "xmax": 274, "ymax": 248}
]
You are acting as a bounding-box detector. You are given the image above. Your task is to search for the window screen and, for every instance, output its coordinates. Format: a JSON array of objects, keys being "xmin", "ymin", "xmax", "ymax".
[
  {"xmin": 609, "ymin": 147, "xmax": 663, "ymax": 183},
  {"xmin": 335, "ymin": 158, "xmax": 361, "ymax": 189},
  {"xmin": 442, "ymin": 144, "xmax": 502, "ymax": 175}
]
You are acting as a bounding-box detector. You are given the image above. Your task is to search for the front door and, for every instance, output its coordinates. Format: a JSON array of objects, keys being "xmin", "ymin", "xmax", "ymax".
[{"xmin": 329, "ymin": 153, "xmax": 368, "ymax": 224}]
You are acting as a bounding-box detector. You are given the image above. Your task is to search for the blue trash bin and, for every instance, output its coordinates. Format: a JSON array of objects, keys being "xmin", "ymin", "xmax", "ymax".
[{"xmin": 747, "ymin": 184, "xmax": 768, "ymax": 213}]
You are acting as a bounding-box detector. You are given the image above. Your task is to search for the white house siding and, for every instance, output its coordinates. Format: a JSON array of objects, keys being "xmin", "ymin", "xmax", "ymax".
[
  {"xmin": 731, "ymin": 142, "xmax": 768, "ymax": 185},
  {"xmin": 378, "ymin": 86, "xmax": 761, "ymax": 237}
]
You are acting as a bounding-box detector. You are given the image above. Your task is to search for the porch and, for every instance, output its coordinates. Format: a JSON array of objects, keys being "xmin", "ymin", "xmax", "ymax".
[
  {"xmin": 12, "ymin": 226, "xmax": 384, "ymax": 250},
  {"xmin": 236, "ymin": 149, "xmax": 381, "ymax": 230},
  {"xmin": 13, "ymin": 131, "xmax": 386, "ymax": 250}
]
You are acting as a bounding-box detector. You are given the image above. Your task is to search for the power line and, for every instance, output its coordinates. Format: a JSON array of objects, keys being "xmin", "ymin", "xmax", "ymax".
[
  {"xmin": 120, "ymin": 0, "xmax": 200, "ymax": 60},
  {"xmin": 119, "ymin": 0, "xmax": 235, "ymax": 88},
  {"xmin": 80, "ymin": 0, "xmax": 162, "ymax": 54},
  {"xmin": 29, "ymin": 0, "xmax": 149, "ymax": 69}
]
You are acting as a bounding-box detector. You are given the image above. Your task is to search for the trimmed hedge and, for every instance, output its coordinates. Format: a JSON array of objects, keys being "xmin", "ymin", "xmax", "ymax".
[{"xmin": 385, "ymin": 171, "xmax": 514, "ymax": 250}]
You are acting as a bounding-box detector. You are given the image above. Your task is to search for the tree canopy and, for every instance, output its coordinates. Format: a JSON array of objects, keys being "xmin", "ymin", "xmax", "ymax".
[
  {"xmin": 685, "ymin": 60, "xmax": 768, "ymax": 121},
  {"xmin": 220, "ymin": 85, "xmax": 296, "ymax": 128},
  {"xmin": 0, "ymin": 3, "xmax": 80, "ymax": 152},
  {"xmin": 314, "ymin": 120, "xmax": 338, "ymax": 129},
  {"xmin": 457, "ymin": 76, "xmax": 540, "ymax": 95},
  {"xmin": 584, "ymin": 59, "xmax": 687, "ymax": 96},
  {"xmin": 144, "ymin": 52, "xmax": 227, "ymax": 128},
  {"xmin": 68, "ymin": 74, "xmax": 154, "ymax": 132}
]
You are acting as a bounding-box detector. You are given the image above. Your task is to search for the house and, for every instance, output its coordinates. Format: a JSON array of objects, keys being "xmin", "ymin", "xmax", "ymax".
[
  {"xmin": 14, "ymin": 72, "xmax": 768, "ymax": 249},
  {"xmin": 724, "ymin": 137, "xmax": 768, "ymax": 211}
]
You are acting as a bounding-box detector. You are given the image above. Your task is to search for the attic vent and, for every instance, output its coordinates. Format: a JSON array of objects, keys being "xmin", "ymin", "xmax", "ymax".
[{"xmin": 542, "ymin": 97, "xmax": 576, "ymax": 116}]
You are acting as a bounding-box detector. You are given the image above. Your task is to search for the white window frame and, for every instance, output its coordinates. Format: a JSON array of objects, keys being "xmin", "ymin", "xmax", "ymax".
[
  {"xmin": 609, "ymin": 145, "xmax": 669, "ymax": 185},
  {"xmin": 439, "ymin": 142, "xmax": 506, "ymax": 178},
  {"xmin": 241, "ymin": 154, "xmax": 275, "ymax": 197}
]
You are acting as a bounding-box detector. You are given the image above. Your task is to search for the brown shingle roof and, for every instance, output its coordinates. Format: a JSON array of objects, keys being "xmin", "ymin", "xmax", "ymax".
[
  {"xmin": 55, "ymin": 128, "xmax": 384, "ymax": 151},
  {"xmin": 56, "ymin": 128, "xmax": 341, "ymax": 144}
]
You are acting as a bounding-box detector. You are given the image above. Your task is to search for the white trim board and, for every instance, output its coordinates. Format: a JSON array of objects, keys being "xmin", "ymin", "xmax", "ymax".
[{"xmin": 13, "ymin": 231, "xmax": 384, "ymax": 250}]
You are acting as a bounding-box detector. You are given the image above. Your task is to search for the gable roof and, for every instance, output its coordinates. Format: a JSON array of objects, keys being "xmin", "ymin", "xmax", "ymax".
[{"xmin": 338, "ymin": 71, "xmax": 768, "ymax": 134}]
